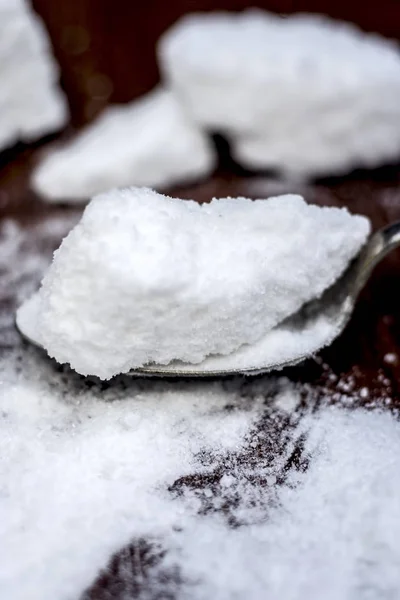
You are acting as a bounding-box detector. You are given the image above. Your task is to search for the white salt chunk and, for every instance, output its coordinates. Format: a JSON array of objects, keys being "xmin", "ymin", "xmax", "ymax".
[
  {"xmin": 159, "ymin": 10, "xmax": 400, "ymax": 177},
  {"xmin": 32, "ymin": 88, "xmax": 215, "ymax": 202},
  {"xmin": 0, "ymin": 0, "xmax": 68, "ymax": 151},
  {"xmin": 383, "ymin": 352, "xmax": 397, "ymax": 364},
  {"xmin": 17, "ymin": 188, "xmax": 370, "ymax": 379}
]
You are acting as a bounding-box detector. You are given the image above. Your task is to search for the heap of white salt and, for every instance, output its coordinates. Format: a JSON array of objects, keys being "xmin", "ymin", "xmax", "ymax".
[
  {"xmin": 17, "ymin": 188, "xmax": 370, "ymax": 379},
  {"xmin": 159, "ymin": 10, "xmax": 400, "ymax": 177},
  {"xmin": 32, "ymin": 88, "xmax": 215, "ymax": 201},
  {"xmin": 0, "ymin": 0, "xmax": 68, "ymax": 151},
  {"xmin": 2, "ymin": 204, "xmax": 398, "ymax": 600}
]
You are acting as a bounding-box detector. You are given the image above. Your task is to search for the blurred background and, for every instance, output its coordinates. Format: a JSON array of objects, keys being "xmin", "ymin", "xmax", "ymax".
[{"xmin": 31, "ymin": 0, "xmax": 400, "ymax": 127}]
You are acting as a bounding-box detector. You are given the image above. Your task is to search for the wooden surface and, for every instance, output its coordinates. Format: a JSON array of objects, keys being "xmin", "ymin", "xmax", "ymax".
[
  {"xmin": 3, "ymin": 1, "xmax": 400, "ymax": 596},
  {"xmin": 1, "ymin": 144, "xmax": 400, "ymax": 596}
]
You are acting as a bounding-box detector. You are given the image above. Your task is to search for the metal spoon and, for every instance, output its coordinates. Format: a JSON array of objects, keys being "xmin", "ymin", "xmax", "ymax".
[
  {"xmin": 130, "ymin": 220, "xmax": 400, "ymax": 377},
  {"xmin": 18, "ymin": 221, "xmax": 400, "ymax": 378}
]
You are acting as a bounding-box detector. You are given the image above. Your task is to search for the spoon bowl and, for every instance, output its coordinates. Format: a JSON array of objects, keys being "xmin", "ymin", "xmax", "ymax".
[
  {"xmin": 17, "ymin": 221, "xmax": 400, "ymax": 378},
  {"xmin": 129, "ymin": 220, "xmax": 400, "ymax": 377}
]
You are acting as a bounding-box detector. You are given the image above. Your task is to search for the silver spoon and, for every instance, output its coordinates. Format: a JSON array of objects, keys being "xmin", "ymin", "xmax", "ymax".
[
  {"xmin": 18, "ymin": 221, "xmax": 400, "ymax": 378},
  {"xmin": 131, "ymin": 220, "xmax": 400, "ymax": 377}
]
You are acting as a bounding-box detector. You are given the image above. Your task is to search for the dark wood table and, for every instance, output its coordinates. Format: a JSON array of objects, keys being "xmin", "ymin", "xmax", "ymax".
[{"xmin": 2, "ymin": 140, "xmax": 400, "ymax": 597}]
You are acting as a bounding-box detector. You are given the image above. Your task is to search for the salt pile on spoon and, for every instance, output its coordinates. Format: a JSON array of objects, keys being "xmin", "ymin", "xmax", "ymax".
[
  {"xmin": 17, "ymin": 188, "xmax": 370, "ymax": 379},
  {"xmin": 0, "ymin": 0, "xmax": 68, "ymax": 151},
  {"xmin": 159, "ymin": 10, "xmax": 400, "ymax": 177},
  {"xmin": 32, "ymin": 88, "xmax": 215, "ymax": 201}
]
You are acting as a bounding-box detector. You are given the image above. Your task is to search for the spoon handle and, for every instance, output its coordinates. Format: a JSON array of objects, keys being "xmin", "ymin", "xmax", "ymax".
[
  {"xmin": 353, "ymin": 220, "xmax": 400, "ymax": 298},
  {"xmin": 380, "ymin": 220, "xmax": 400, "ymax": 253}
]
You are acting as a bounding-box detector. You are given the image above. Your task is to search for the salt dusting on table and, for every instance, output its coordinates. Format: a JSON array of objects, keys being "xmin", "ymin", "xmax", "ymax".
[
  {"xmin": 2, "ymin": 351, "xmax": 400, "ymax": 600},
  {"xmin": 0, "ymin": 0, "xmax": 68, "ymax": 151},
  {"xmin": 2, "ymin": 217, "xmax": 400, "ymax": 599},
  {"xmin": 159, "ymin": 10, "xmax": 400, "ymax": 177},
  {"xmin": 170, "ymin": 407, "xmax": 400, "ymax": 600},
  {"xmin": 17, "ymin": 188, "xmax": 370, "ymax": 378},
  {"xmin": 32, "ymin": 88, "xmax": 215, "ymax": 201}
]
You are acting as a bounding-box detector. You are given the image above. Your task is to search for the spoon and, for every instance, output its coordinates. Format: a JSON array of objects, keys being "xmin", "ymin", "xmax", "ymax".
[
  {"xmin": 18, "ymin": 221, "xmax": 400, "ymax": 378},
  {"xmin": 132, "ymin": 220, "xmax": 400, "ymax": 377}
]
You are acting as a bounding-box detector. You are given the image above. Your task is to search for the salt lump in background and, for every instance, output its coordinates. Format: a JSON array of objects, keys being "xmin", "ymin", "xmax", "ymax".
[
  {"xmin": 159, "ymin": 10, "xmax": 400, "ymax": 177},
  {"xmin": 0, "ymin": 0, "xmax": 68, "ymax": 151},
  {"xmin": 17, "ymin": 188, "xmax": 370, "ymax": 379},
  {"xmin": 32, "ymin": 88, "xmax": 215, "ymax": 201},
  {"xmin": 30, "ymin": 9, "xmax": 400, "ymax": 200}
]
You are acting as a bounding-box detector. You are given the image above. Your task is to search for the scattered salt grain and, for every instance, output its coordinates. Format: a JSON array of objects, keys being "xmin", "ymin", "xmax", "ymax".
[
  {"xmin": 0, "ymin": 0, "xmax": 68, "ymax": 151},
  {"xmin": 0, "ymin": 349, "xmax": 262, "ymax": 600},
  {"xmin": 17, "ymin": 188, "xmax": 370, "ymax": 378},
  {"xmin": 274, "ymin": 387, "xmax": 300, "ymax": 412},
  {"xmin": 2, "ymin": 345, "xmax": 400, "ymax": 599},
  {"xmin": 168, "ymin": 407, "xmax": 400, "ymax": 600},
  {"xmin": 32, "ymin": 88, "xmax": 215, "ymax": 202},
  {"xmin": 159, "ymin": 10, "xmax": 400, "ymax": 177},
  {"xmin": 383, "ymin": 352, "xmax": 398, "ymax": 364}
]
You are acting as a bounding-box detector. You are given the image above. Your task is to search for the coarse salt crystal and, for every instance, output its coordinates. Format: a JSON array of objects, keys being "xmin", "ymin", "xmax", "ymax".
[
  {"xmin": 383, "ymin": 352, "xmax": 398, "ymax": 364},
  {"xmin": 159, "ymin": 10, "xmax": 400, "ymax": 177},
  {"xmin": 17, "ymin": 188, "xmax": 370, "ymax": 379},
  {"xmin": 32, "ymin": 88, "xmax": 215, "ymax": 202},
  {"xmin": 0, "ymin": 0, "xmax": 68, "ymax": 151}
]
